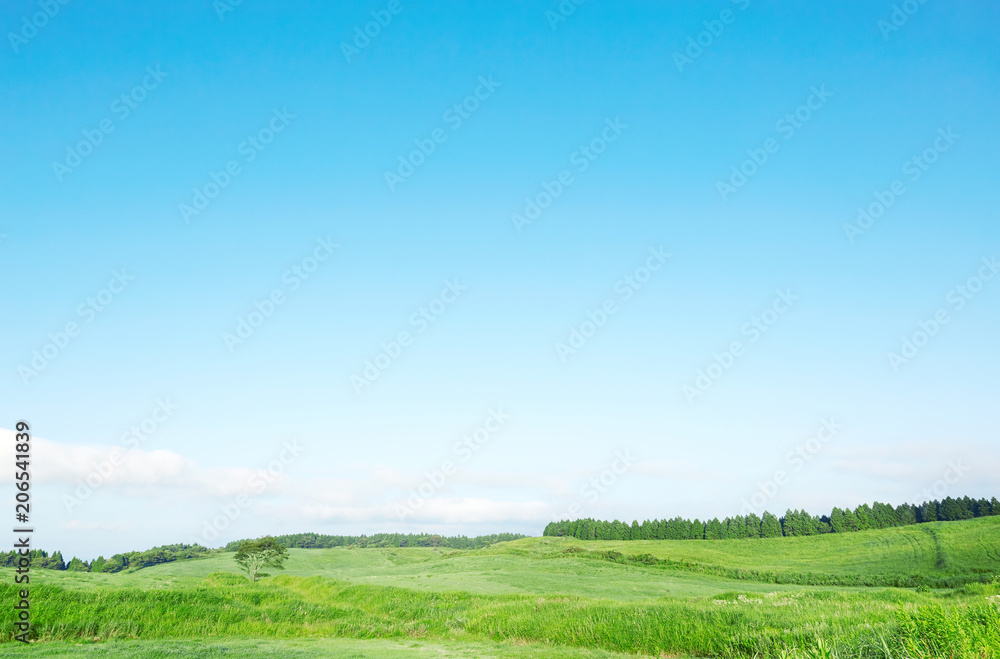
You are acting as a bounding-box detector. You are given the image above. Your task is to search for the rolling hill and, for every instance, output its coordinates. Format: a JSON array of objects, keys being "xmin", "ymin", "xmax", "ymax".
[{"xmin": 2, "ymin": 516, "xmax": 999, "ymax": 658}]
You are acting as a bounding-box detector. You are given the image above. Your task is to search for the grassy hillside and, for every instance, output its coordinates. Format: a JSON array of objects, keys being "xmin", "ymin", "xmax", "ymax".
[
  {"xmin": 505, "ymin": 516, "xmax": 1000, "ymax": 587},
  {"xmin": 2, "ymin": 517, "xmax": 999, "ymax": 658},
  {"xmin": 60, "ymin": 546, "xmax": 831, "ymax": 600},
  {"xmin": 33, "ymin": 517, "xmax": 1000, "ymax": 596}
]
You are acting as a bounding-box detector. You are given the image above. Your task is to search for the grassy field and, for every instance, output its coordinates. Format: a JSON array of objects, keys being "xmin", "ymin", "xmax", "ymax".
[
  {"xmin": 50, "ymin": 545, "xmax": 838, "ymax": 600},
  {"xmin": 2, "ymin": 517, "xmax": 999, "ymax": 658},
  {"xmin": 499, "ymin": 516, "xmax": 1000, "ymax": 587},
  {"xmin": 0, "ymin": 636, "xmax": 647, "ymax": 658}
]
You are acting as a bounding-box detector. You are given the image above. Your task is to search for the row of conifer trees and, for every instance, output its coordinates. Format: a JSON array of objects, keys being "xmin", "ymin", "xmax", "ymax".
[{"xmin": 543, "ymin": 496, "xmax": 1000, "ymax": 541}]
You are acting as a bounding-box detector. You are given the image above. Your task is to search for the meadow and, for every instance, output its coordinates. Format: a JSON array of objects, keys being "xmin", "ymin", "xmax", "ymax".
[{"xmin": 2, "ymin": 517, "xmax": 999, "ymax": 658}]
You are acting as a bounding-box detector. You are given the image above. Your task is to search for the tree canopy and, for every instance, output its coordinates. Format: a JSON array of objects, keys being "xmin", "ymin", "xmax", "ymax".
[
  {"xmin": 543, "ymin": 496, "xmax": 1000, "ymax": 542},
  {"xmin": 233, "ymin": 537, "xmax": 289, "ymax": 582}
]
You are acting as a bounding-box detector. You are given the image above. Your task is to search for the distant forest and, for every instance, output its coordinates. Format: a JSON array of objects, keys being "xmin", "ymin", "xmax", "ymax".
[
  {"xmin": 223, "ymin": 532, "xmax": 527, "ymax": 551},
  {"xmin": 1, "ymin": 543, "xmax": 211, "ymax": 573},
  {"xmin": 544, "ymin": 496, "xmax": 1000, "ymax": 541},
  {"xmin": 3, "ymin": 533, "xmax": 528, "ymax": 573}
]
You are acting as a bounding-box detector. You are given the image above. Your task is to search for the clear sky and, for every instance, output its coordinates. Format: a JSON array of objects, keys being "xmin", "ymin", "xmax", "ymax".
[{"xmin": 2, "ymin": 1, "xmax": 998, "ymax": 560}]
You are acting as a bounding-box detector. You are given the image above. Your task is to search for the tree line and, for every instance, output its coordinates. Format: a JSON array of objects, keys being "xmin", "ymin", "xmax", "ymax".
[
  {"xmin": 0, "ymin": 544, "xmax": 212, "ymax": 572},
  {"xmin": 223, "ymin": 532, "xmax": 527, "ymax": 551},
  {"xmin": 543, "ymin": 496, "xmax": 1000, "ymax": 541},
  {"xmin": 3, "ymin": 533, "xmax": 527, "ymax": 573}
]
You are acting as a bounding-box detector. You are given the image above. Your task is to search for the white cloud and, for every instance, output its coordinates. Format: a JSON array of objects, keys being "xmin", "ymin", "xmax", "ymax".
[{"xmin": 0, "ymin": 429, "xmax": 293, "ymax": 500}]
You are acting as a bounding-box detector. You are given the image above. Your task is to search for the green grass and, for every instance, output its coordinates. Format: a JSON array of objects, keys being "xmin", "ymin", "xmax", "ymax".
[
  {"xmin": 3, "ymin": 572, "xmax": 998, "ymax": 657},
  {"xmin": 3, "ymin": 517, "xmax": 999, "ymax": 658},
  {"xmin": 0, "ymin": 636, "xmax": 650, "ymax": 658},
  {"xmin": 70, "ymin": 547, "xmax": 840, "ymax": 600},
  {"xmin": 501, "ymin": 516, "xmax": 1000, "ymax": 588}
]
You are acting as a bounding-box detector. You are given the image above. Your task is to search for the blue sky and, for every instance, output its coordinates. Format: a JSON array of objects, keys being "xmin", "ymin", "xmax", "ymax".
[{"xmin": 2, "ymin": 1, "xmax": 998, "ymax": 559}]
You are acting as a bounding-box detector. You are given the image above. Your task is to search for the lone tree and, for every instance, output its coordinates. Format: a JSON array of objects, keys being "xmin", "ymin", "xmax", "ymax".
[{"xmin": 233, "ymin": 537, "xmax": 289, "ymax": 582}]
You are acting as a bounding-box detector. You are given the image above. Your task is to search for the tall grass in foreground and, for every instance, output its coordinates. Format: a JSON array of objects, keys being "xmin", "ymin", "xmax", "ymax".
[{"xmin": 2, "ymin": 573, "xmax": 998, "ymax": 658}]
